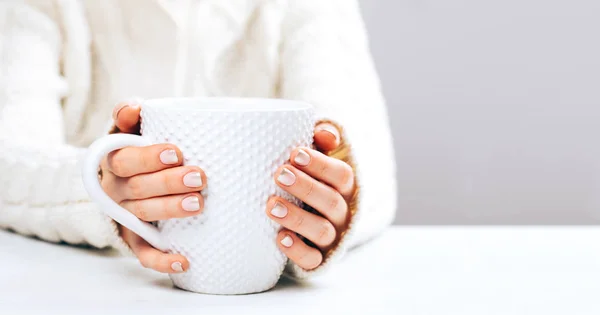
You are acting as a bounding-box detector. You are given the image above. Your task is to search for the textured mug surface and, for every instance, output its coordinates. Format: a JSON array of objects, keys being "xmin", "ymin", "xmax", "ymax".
[{"xmin": 141, "ymin": 98, "xmax": 314, "ymax": 294}]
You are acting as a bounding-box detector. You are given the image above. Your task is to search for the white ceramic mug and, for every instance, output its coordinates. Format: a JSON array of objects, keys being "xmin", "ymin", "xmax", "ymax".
[{"xmin": 81, "ymin": 97, "xmax": 315, "ymax": 294}]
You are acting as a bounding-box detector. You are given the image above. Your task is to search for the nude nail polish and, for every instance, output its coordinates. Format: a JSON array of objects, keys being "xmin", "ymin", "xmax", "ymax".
[
  {"xmin": 183, "ymin": 172, "xmax": 203, "ymax": 187},
  {"xmin": 315, "ymin": 124, "xmax": 339, "ymax": 141},
  {"xmin": 112, "ymin": 103, "xmax": 129, "ymax": 120},
  {"xmin": 270, "ymin": 202, "xmax": 288, "ymax": 218},
  {"xmin": 160, "ymin": 149, "xmax": 179, "ymax": 165},
  {"xmin": 277, "ymin": 168, "xmax": 296, "ymax": 186},
  {"xmin": 182, "ymin": 196, "xmax": 201, "ymax": 211},
  {"xmin": 112, "ymin": 98, "xmax": 142, "ymax": 120},
  {"xmin": 280, "ymin": 235, "xmax": 293, "ymax": 248},
  {"xmin": 171, "ymin": 262, "xmax": 184, "ymax": 272},
  {"xmin": 294, "ymin": 149, "xmax": 311, "ymax": 166}
]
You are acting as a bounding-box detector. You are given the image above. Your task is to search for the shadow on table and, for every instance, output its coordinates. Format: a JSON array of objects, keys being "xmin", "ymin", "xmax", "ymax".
[
  {"xmin": 148, "ymin": 274, "xmax": 316, "ymax": 291},
  {"xmin": 272, "ymin": 276, "xmax": 315, "ymax": 292},
  {"xmin": 152, "ymin": 277, "xmax": 176, "ymax": 289},
  {"xmin": 58, "ymin": 242, "xmax": 122, "ymax": 258},
  {"xmin": 140, "ymin": 275, "xmax": 315, "ymax": 296}
]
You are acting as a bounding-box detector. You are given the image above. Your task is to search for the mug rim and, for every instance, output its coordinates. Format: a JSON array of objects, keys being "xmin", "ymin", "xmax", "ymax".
[{"xmin": 142, "ymin": 97, "xmax": 313, "ymax": 112}]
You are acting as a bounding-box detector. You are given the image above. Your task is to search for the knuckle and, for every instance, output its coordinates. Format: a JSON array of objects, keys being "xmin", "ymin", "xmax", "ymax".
[
  {"xmin": 292, "ymin": 213, "xmax": 305, "ymax": 230},
  {"xmin": 303, "ymin": 180, "xmax": 315, "ymax": 199},
  {"xmin": 319, "ymin": 162, "xmax": 329, "ymax": 178},
  {"xmin": 108, "ymin": 152, "xmax": 127, "ymax": 176},
  {"xmin": 106, "ymin": 177, "xmax": 127, "ymax": 202},
  {"xmin": 132, "ymin": 200, "xmax": 149, "ymax": 221},
  {"xmin": 328, "ymin": 194, "xmax": 346, "ymax": 215},
  {"xmin": 317, "ymin": 221, "xmax": 336, "ymax": 246},
  {"xmin": 127, "ymin": 178, "xmax": 144, "ymax": 199}
]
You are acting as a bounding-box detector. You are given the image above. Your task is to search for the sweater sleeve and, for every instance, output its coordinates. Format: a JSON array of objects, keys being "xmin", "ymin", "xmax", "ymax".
[
  {"xmin": 279, "ymin": 0, "xmax": 398, "ymax": 278},
  {"xmin": 0, "ymin": 2, "xmax": 128, "ymax": 251}
]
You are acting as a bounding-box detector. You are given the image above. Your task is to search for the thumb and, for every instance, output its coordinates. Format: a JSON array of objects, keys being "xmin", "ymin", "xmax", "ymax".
[
  {"xmin": 112, "ymin": 100, "xmax": 142, "ymax": 134},
  {"xmin": 313, "ymin": 123, "xmax": 341, "ymax": 152}
]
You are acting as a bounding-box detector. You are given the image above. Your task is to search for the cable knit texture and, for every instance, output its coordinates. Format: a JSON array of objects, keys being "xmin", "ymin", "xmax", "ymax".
[{"xmin": 0, "ymin": 0, "xmax": 397, "ymax": 279}]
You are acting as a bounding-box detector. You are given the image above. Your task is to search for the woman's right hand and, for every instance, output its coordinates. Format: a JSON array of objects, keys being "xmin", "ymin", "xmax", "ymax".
[{"xmin": 100, "ymin": 101, "xmax": 207, "ymax": 274}]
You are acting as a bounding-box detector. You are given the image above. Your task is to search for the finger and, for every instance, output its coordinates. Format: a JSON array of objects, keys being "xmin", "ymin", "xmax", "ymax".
[
  {"xmin": 290, "ymin": 147, "xmax": 354, "ymax": 198},
  {"xmin": 120, "ymin": 193, "xmax": 203, "ymax": 222},
  {"xmin": 274, "ymin": 165, "xmax": 348, "ymax": 229},
  {"xmin": 266, "ymin": 197, "xmax": 336, "ymax": 248},
  {"xmin": 120, "ymin": 166, "xmax": 206, "ymax": 200},
  {"xmin": 106, "ymin": 143, "xmax": 183, "ymax": 177},
  {"xmin": 113, "ymin": 100, "xmax": 142, "ymax": 134},
  {"xmin": 277, "ymin": 230, "xmax": 323, "ymax": 270},
  {"xmin": 122, "ymin": 227, "xmax": 189, "ymax": 274},
  {"xmin": 313, "ymin": 123, "xmax": 340, "ymax": 152}
]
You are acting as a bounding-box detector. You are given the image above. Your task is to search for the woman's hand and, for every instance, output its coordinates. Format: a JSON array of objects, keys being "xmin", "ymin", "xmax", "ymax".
[
  {"xmin": 101, "ymin": 101, "xmax": 207, "ymax": 274},
  {"xmin": 267, "ymin": 123, "xmax": 355, "ymax": 270}
]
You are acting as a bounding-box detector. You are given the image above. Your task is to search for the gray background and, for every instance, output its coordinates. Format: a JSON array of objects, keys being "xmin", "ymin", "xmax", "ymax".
[{"xmin": 358, "ymin": 0, "xmax": 600, "ymax": 224}]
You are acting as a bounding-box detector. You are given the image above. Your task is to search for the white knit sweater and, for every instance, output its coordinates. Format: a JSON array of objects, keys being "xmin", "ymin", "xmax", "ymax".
[{"xmin": 0, "ymin": 0, "xmax": 397, "ymax": 278}]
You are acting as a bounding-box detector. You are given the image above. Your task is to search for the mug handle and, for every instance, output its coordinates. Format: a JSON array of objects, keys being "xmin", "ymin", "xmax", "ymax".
[{"xmin": 81, "ymin": 133, "xmax": 169, "ymax": 251}]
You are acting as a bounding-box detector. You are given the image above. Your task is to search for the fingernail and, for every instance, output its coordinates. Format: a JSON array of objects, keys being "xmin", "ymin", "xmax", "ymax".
[
  {"xmin": 281, "ymin": 235, "xmax": 294, "ymax": 248},
  {"xmin": 182, "ymin": 196, "xmax": 201, "ymax": 211},
  {"xmin": 294, "ymin": 149, "xmax": 311, "ymax": 166},
  {"xmin": 112, "ymin": 103, "xmax": 129, "ymax": 120},
  {"xmin": 183, "ymin": 172, "xmax": 203, "ymax": 187},
  {"xmin": 159, "ymin": 149, "xmax": 179, "ymax": 165},
  {"xmin": 171, "ymin": 262, "xmax": 184, "ymax": 273},
  {"xmin": 277, "ymin": 168, "xmax": 296, "ymax": 186},
  {"xmin": 315, "ymin": 124, "xmax": 339, "ymax": 142},
  {"xmin": 112, "ymin": 99, "xmax": 142, "ymax": 120},
  {"xmin": 270, "ymin": 202, "xmax": 288, "ymax": 218}
]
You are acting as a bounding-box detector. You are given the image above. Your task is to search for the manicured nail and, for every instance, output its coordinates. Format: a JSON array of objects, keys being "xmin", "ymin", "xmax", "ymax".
[
  {"xmin": 281, "ymin": 235, "xmax": 294, "ymax": 248},
  {"xmin": 112, "ymin": 99, "xmax": 142, "ymax": 120},
  {"xmin": 171, "ymin": 262, "xmax": 184, "ymax": 273},
  {"xmin": 183, "ymin": 172, "xmax": 203, "ymax": 187},
  {"xmin": 294, "ymin": 149, "xmax": 311, "ymax": 166},
  {"xmin": 182, "ymin": 196, "xmax": 201, "ymax": 211},
  {"xmin": 270, "ymin": 202, "xmax": 288, "ymax": 218},
  {"xmin": 315, "ymin": 124, "xmax": 339, "ymax": 142},
  {"xmin": 159, "ymin": 149, "xmax": 179, "ymax": 165},
  {"xmin": 112, "ymin": 103, "xmax": 129, "ymax": 120},
  {"xmin": 277, "ymin": 168, "xmax": 296, "ymax": 186}
]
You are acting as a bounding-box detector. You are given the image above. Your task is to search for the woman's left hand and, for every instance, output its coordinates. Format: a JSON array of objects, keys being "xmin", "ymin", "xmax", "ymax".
[{"xmin": 267, "ymin": 123, "xmax": 355, "ymax": 270}]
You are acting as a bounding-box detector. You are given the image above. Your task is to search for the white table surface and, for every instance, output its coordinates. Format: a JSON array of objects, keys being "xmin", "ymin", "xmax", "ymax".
[{"xmin": 1, "ymin": 226, "xmax": 600, "ymax": 314}]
